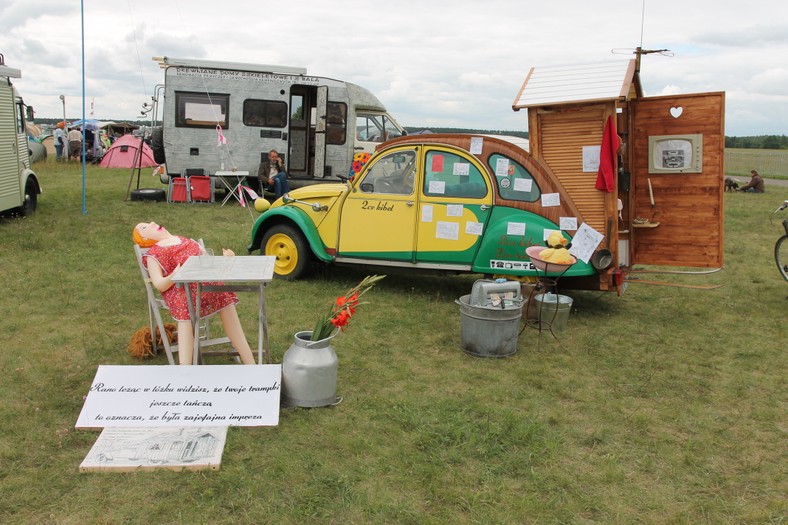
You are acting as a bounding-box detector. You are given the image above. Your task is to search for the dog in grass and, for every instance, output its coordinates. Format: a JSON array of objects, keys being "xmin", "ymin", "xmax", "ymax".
[{"xmin": 724, "ymin": 177, "xmax": 739, "ymax": 192}]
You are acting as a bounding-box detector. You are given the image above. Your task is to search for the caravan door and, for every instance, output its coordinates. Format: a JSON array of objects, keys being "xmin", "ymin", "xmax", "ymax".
[
  {"xmin": 288, "ymin": 85, "xmax": 317, "ymax": 178},
  {"xmin": 313, "ymin": 86, "xmax": 328, "ymax": 178},
  {"xmin": 629, "ymin": 92, "xmax": 725, "ymax": 268},
  {"xmin": 288, "ymin": 87, "xmax": 307, "ymax": 178}
]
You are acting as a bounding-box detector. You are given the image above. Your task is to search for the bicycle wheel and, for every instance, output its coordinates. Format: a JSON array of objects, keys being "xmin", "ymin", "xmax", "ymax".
[{"xmin": 776, "ymin": 234, "xmax": 788, "ymax": 281}]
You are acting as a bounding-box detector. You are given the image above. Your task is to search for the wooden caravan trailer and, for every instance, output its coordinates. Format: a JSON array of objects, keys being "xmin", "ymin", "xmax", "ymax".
[{"xmin": 512, "ymin": 58, "xmax": 725, "ymax": 292}]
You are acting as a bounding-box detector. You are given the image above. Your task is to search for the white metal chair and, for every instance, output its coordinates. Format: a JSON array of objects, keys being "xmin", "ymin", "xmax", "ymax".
[{"xmin": 134, "ymin": 243, "xmax": 236, "ymax": 364}]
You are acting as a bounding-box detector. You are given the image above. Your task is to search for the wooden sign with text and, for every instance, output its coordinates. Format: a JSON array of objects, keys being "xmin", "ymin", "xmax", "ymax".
[{"xmin": 76, "ymin": 365, "xmax": 281, "ymax": 429}]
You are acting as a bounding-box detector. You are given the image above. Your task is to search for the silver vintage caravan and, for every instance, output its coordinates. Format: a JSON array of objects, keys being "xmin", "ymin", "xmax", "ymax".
[{"xmin": 151, "ymin": 56, "xmax": 404, "ymax": 188}]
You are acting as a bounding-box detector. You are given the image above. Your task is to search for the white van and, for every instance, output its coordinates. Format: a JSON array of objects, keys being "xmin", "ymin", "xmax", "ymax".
[
  {"xmin": 0, "ymin": 55, "xmax": 41, "ymax": 216},
  {"xmin": 151, "ymin": 56, "xmax": 404, "ymax": 188}
]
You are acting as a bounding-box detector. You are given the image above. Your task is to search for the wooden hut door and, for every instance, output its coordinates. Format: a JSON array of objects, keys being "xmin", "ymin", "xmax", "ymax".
[{"xmin": 629, "ymin": 92, "xmax": 725, "ymax": 268}]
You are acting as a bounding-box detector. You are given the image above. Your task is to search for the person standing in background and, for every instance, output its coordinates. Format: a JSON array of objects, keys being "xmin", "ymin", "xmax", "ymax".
[
  {"xmin": 52, "ymin": 123, "xmax": 66, "ymax": 162},
  {"xmin": 67, "ymin": 126, "xmax": 83, "ymax": 161}
]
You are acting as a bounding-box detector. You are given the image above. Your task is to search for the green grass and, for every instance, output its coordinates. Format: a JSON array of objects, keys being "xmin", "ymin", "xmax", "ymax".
[
  {"xmin": 1, "ymin": 159, "xmax": 786, "ymax": 524},
  {"xmin": 725, "ymin": 148, "xmax": 788, "ymax": 179}
]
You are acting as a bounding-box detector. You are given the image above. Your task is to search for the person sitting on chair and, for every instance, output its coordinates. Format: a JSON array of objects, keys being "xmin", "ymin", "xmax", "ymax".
[
  {"xmin": 133, "ymin": 222, "xmax": 255, "ymax": 365},
  {"xmin": 267, "ymin": 160, "xmax": 290, "ymax": 200},
  {"xmin": 257, "ymin": 149, "xmax": 290, "ymax": 200}
]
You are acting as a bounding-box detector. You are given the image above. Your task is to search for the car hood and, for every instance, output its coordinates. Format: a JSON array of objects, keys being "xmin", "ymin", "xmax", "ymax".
[{"xmin": 272, "ymin": 183, "xmax": 348, "ymax": 209}]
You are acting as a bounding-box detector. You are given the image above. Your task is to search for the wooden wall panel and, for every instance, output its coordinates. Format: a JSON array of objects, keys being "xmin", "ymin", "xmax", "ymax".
[
  {"xmin": 630, "ymin": 92, "xmax": 725, "ymax": 267},
  {"xmin": 535, "ymin": 105, "xmax": 611, "ymax": 232}
]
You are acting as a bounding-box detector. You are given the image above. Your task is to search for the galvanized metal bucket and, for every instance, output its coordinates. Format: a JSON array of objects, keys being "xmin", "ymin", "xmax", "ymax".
[
  {"xmin": 534, "ymin": 293, "xmax": 573, "ymax": 332},
  {"xmin": 456, "ymin": 294, "xmax": 522, "ymax": 357},
  {"xmin": 281, "ymin": 330, "xmax": 339, "ymax": 408}
]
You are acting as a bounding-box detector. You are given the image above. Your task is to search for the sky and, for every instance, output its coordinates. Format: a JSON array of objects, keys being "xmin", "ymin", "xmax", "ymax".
[{"xmin": 1, "ymin": 0, "xmax": 786, "ymax": 136}]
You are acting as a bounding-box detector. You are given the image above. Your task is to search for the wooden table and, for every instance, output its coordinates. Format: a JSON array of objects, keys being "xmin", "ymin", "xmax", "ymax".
[{"xmin": 171, "ymin": 255, "xmax": 275, "ymax": 364}]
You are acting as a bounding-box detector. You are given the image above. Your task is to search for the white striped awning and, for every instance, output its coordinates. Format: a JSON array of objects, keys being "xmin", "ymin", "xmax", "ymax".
[{"xmin": 512, "ymin": 60, "xmax": 637, "ymax": 109}]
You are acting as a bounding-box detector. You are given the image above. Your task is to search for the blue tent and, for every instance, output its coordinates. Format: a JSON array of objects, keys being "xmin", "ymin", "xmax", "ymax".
[{"xmin": 69, "ymin": 119, "xmax": 100, "ymax": 130}]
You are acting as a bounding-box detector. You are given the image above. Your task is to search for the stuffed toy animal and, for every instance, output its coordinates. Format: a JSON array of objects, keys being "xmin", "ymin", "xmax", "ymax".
[
  {"xmin": 539, "ymin": 231, "xmax": 574, "ymax": 264},
  {"xmin": 545, "ymin": 231, "xmax": 568, "ymax": 248},
  {"xmin": 127, "ymin": 323, "xmax": 178, "ymax": 359}
]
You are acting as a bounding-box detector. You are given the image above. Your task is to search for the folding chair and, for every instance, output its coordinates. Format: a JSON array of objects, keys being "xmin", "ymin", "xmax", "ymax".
[
  {"xmin": 178, "ymin": 169, "xmax": 214, "ymax": 204},
  {"xmin": 168, "ymin": 176, "xmax": 189, "ymax": 203},
  {"xmin": 188, "ymin": 175, "xmax": 214, "ymax": 203},
  {"xmin": 134, "ymin": 243, "xmax": 237, "ymax": 364}
]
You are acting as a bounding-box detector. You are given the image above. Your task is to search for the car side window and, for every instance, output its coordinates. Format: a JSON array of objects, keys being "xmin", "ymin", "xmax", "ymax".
[
  {"xmin": 488, "ymin": 153, "xmax": 541, "ymax": 202},
  {"xmin": 358, "ymin": 150, "xmax": 416, "ymax": 195},
  {"xmin": 423, "ymin": 151, "xmax": 487, "ymax": 198}
]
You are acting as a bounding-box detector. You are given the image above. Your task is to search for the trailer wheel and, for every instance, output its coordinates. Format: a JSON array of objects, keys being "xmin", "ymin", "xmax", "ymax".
[
  {"xmin": 150, "ymin": 127, "xmax": 166, "ymax": 164},
  {"xmin": 19, "ymin": 178, "xmax": 38, "ymax": 216},
  {"xmin": 130, "ymin": 188, "xmax": 166, "ymax": 202},
  {"xmin": 261, "ymin": 224, "xmax": 312, "ymax": 280}
]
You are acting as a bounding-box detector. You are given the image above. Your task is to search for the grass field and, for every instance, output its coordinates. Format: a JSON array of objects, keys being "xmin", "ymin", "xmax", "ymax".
[
  {"xmin": 726, "ymin": 149, "xmax": 788, "ymax": 179},
  {"xmin": 1, "ymin": 160, "xmax": 786, "ymax": 524}
]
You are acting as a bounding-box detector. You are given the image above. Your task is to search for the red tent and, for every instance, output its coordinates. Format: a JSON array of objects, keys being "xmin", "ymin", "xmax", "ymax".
[{"xmin": 99, "ymin": 134, "xmax": 157, "ymax": 169}]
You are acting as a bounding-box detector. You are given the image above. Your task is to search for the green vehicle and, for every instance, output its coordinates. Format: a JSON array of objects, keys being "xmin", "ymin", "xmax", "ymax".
[{"xmin": 247, "ymin": 133, "xmax": 613, "ymax": 290}]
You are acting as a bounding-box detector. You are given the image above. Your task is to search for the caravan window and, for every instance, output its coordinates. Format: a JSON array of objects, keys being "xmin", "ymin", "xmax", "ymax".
[
  {"xmin": 175, "ymin": 91, "xmax": 230, "ymax": 128},
  {"xmin": 356, "ymin": 114, "xmax": 403, "ymax": 143},
  {"xmin": 326, "ymin": 102, "xmax": 347, "ymax": 145},
  {"xmin": 243, "ymin": 99, "xmax": 287, "ymax": 128}
]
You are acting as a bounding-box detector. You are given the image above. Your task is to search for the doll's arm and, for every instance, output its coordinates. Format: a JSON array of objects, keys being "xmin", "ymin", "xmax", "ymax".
[{"xmin": 146, "ymin": 257, "xmax": 179, "ymax": 293}]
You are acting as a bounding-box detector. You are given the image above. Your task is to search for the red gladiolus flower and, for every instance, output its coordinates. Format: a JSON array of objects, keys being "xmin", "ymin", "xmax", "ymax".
[
  {"xmin": 331, "ymin": 309, "xmax": 351, "ymax": 330},
  {"xmin": 309, "ymin": 275, "xmax": 385, "ymax": 341},
  {"xmin": 347, "ymin": 292, "xmax": 359, "ymax": 315}
]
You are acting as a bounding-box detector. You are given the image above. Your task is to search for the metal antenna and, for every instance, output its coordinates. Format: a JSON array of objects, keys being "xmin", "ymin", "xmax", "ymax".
[
  {"xmin": 613, "ymin": 0, "xmax": 673, "ymax": 66},
  {"xmin": 640, "ymin": 0, "xmax": 646, "ymax": 48}
]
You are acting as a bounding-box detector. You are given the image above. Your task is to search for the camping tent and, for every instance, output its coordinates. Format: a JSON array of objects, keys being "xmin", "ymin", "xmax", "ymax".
[{"xmin": 99, "ymin": 134, "xmax": 157, "ymax": 169}]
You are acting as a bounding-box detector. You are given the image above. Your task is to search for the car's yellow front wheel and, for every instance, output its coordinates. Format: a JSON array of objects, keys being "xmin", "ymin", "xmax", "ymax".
[{"xmin": 261, "ymin": 224, "xmax": 311, "ymax": 280}]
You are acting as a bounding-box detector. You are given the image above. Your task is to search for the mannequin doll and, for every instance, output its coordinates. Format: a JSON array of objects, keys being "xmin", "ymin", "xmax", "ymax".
[{"xmin": 133, "ymin": 221, "xmax": 254, "ymax": 365}]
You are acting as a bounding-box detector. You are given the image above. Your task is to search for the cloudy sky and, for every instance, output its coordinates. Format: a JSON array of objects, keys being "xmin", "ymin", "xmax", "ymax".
[{"xmin": 1, "ymin": 0, "xmax": 786, "ymax": 136}]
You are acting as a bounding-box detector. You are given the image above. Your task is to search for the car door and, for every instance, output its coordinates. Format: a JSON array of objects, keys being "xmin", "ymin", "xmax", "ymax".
[
  {"xmin": 415, "ymin": 147, "xmax": 493, "ymax": 266},
  {"xmin": 337, "ymin": 146, "xmax": 420, "ymax": 262}
]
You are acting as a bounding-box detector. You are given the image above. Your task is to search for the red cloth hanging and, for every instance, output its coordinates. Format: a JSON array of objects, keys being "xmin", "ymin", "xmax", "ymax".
[{"xmin": 595, "ymin": 115, "xmax": 619, "ymax": 192}]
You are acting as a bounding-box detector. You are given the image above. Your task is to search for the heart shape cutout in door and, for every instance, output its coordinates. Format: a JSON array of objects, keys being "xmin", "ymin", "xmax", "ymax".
[{"xmin": 669, "ymin": 106, "xmax": 683, "ymax": 118}]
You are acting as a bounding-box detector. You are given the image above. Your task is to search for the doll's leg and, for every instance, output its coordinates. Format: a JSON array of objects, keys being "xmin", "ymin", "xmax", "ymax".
[
  {"xmin": 177, "ymin": 320, "xmax": 195, "ymax": 365},
  {"xmin": 219, "ymin": 305, "xmax": 255, "ymax": 364}
]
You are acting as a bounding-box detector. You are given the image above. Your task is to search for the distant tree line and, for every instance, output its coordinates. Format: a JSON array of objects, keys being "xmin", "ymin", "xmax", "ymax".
[
  {"xmin": 405, "ymin": 127, "xmax": 529, "ymax": 139},
  {"xmin": 725, "ymin": 135, "xmax": 788, "ymax": 149},
  {"xmin": 35, "ymin": 116, "xmax": 785, "ymax": 151},
  {"xmin": 34, "ymin": 117, "xmax": 149, "ymax": 127},
  {"xmin": 34, "ymin": 119, "xmax": 530, "ymax": 139}
]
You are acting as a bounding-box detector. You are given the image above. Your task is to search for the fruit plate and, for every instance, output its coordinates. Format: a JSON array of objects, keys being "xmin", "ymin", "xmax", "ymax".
[{"xmin": 525, "ymin": 245, "xmax": 577, "ymax": 273}]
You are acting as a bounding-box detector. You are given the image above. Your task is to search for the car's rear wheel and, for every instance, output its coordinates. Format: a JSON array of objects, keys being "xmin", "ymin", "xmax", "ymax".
[{"xmin": 261, "ymin": 224, "xmax": 311, "ymax": 280}]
